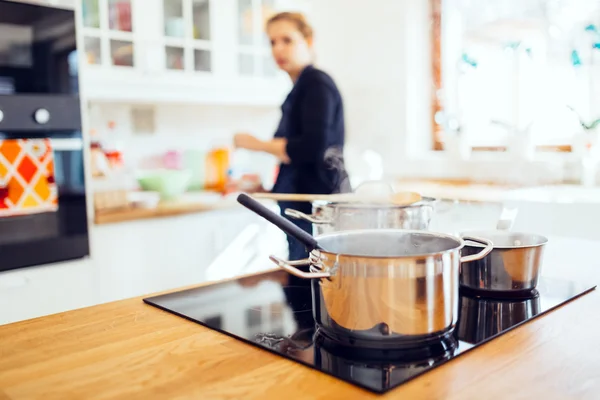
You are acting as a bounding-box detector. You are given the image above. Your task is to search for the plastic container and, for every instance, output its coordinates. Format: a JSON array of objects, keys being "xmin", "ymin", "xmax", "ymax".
[
  {"xmin": 127, "ymin": 191, "xmax": 160, "ymax": 209},
  {"xmin": 205, "ymin": 147, "xmax": 230, "ymax": 192},
  {"xmin": 163, "ymin": 150, "xmax": 184, "ymax": 170},
  {"xmin": 136, "ymin": 169, "xmax": 192, "ymax": 200},
  {"xmin": 183, "ymin": 149, "xmax": 206, "ymax": 190}
]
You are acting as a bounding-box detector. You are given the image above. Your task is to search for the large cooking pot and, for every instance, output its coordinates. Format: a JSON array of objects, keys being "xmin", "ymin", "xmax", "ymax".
[
  {"xmin": 284, "ymin": 197, "xmax": 438, "ymax": 235},
  {"xmin": 269, "ymin": 229, "xmax": 493, "ymax": 345},
  {"xmin": 460, "ymin": 230, "xmax": 548, "ymax": 297}
]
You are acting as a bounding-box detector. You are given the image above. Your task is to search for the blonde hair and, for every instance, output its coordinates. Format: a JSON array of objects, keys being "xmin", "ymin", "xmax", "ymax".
[{"xmin": 266, "ymin": 12, "xmax": 314, "ymax": 39}]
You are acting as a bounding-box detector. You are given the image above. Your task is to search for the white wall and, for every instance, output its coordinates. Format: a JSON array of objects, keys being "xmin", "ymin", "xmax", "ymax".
[
  {"xmin": 87, "ymin": 101, "xmax": 283, "ymax": 185},
  {"xmin": 310, "ymin": 0, "xmax": 432, "ymax": 173}
]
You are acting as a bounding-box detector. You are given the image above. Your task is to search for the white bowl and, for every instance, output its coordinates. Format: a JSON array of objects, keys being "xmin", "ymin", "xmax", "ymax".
[{"xmin": 127, "ymin": 191, "xmax": 161, "ymax": 209}]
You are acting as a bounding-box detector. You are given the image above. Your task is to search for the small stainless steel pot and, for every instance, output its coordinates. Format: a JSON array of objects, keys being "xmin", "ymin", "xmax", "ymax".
[
  {"xmin": 284, "ymin": 197, "xmax": 438, "ymax": 235},
  {"xmin": 269, "ymin": 229, "xmax": 493, "ymax": 344},
  {"xmin": 460, "ymin": 230, "xmax": 548, "ymax": 295}
]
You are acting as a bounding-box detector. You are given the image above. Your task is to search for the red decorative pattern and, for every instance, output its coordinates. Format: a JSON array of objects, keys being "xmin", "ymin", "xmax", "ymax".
[
  {"xmin": 0, "ymin": 186, "xmax": 8, "ymax": 209},
  {"xmin": 17, "ymin": 155, "xmax": 37, "ymax": 183}
]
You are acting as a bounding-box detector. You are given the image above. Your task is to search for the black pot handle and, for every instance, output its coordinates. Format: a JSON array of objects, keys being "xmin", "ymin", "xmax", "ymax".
[{"xmin": 237, "ymin": 193, "xmax": 321, "ymax": 251}]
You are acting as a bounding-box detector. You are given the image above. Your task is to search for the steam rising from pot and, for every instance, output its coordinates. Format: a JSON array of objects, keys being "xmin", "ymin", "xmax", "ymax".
[
  {"xmin": 323, "ymin": 146, "xmax": 403, "ymax": 204},
  {"xmin": 324, "ymin": 146, "xmax": 352, "ymax": 194}
]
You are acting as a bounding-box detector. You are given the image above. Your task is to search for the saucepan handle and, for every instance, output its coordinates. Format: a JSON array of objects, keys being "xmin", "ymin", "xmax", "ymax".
[
  {"xmin": 496, "ymin": 206, "xmax": 519, "ymax": 231},
  {"xmin": 460, "ymin": 236, "xmax": 494, "ymax": 263},
  {"xmin": 284, "ymin": 208, "xmax": 332, "ymax": 225},
  {"xmin": 269, "ymin": 255, "xmax": 331, "ymax": 279}
]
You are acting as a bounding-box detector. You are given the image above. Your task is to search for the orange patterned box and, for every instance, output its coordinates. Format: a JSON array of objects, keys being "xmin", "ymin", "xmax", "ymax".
[{"xmin": 0, "ymin": 139, "xmax": 58, "ymax": 217}]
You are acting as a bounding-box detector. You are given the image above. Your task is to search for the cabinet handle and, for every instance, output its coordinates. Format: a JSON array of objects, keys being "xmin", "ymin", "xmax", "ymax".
[{"xmin": 50, "ymin": 138, "xmax": 83, "ymax": 151}]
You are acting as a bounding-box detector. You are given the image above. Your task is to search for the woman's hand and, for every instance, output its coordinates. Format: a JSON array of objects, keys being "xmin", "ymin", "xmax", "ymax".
[
  {"xmin": 223, "ymin": 174, "xmax": 265, "ymax": 195},
  {"xmin": 233, "ymin": 133, "xmax": 291, "ymax": 164},
  {"xmin": 233, "ymin": 133, "xmax": 263, "ymax": 151}
]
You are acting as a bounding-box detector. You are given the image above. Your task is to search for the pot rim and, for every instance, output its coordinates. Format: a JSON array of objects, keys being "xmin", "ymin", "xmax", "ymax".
[
  {"xmin": 312, "ymin": 196, "xmax": 438, "ymax": 209},
  {"xmin": 313, "ymin": 228, "xmax": 466, "ymax": 259},
  {"xmin": 460, "ymin": 230, "xmax": 548, "ymax": 249}
]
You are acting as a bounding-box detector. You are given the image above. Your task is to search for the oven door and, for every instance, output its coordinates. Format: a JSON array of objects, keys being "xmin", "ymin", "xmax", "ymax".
[{"xmin": 0, "ymin": 126, "xmax": 89, "ymax": 272}]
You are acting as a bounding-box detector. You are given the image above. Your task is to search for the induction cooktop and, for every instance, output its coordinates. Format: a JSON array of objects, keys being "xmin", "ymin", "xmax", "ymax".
[{"xmin": 144, "ymin": 270, "xmax": 595, "ymax": 394}]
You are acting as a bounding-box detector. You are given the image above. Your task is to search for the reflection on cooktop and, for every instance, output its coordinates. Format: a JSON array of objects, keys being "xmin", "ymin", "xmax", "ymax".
[
  {"xmin": 144, "ymin": 270, "xmax": 595, "ymax": 394},
  {"xmin": 458, "ymin": 294, "xmax": 541, "ymax": 344}
]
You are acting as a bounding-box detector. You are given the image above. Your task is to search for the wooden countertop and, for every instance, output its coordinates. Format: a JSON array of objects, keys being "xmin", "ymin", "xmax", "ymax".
[
  {"xmin": 94, "ymin": 194, "xmax": 237, "ymax": 225},
  {"xmin": 393, "ymin": 178, "xmax": 520, "ymax": 204},
  {"xmin": 93, "ymin": 180, "xmax": 600, "ymax": 226},
  {"xmin": 2, "ymin": 255, "xmax": 600, "ymax": 400},
  {"xmin": 93, "ymin": 178, "xmax": 523, "ymax": 225},
  {"xmin": 393, "ymin": 179, "xmax": 600, "ymax": 205}
]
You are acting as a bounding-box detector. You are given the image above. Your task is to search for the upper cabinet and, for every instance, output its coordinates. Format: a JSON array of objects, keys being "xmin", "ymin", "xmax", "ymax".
[
  {"xmin": 79, "ymin": 0, "xmax": 311, "ymax": 105},
  {"xmin": 161, "ymin": 0, "xmax": 213, "ymax": 72},
  {"xmin": 81, "ymin": 0, "xmax": 136, "ymax": 68},
  {"xmin": 236, "ymin": 0, "xmax": 278, "ymax": 78}
]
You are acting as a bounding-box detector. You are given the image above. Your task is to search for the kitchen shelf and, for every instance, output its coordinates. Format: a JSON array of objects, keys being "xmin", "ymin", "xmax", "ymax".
[{"xmin": 82, "ymin": 66, "xmax": 290, "ymax": 106}]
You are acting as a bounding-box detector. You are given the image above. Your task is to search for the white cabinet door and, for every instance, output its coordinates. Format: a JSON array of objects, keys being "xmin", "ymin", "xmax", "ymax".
[
  {"xmin": 212, "ymin": 0, "xmax": 237, "ymax": 77},
  {"xmin": 134, "ymin": 0, "xmax": 163, "ymax": 74},
  {"xmin": 81, "ymin": 0, "xmax": 139, "ymax": 69},
  {"xmin": 157, "ymin": 0, "xmax": 215, "ymax": 73},
  {"xmin": 232, "ymin": 0, "xmax": 300, "ymax": 79}
]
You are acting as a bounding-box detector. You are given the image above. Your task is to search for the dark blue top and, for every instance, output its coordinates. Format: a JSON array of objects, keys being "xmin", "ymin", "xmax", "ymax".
[{"xmin": 271, "ymin": 65, "xmax": 349, "ymax": 195}]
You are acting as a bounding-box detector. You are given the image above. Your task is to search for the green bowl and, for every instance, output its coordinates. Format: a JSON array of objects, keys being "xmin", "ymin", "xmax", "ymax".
[{"xmin": 136, "ymin": 169, "xmax": 192, "ymax": 200}]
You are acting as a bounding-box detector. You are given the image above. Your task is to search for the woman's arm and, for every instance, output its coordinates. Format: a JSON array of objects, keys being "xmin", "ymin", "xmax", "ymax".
[
  {"xmin": 233, "ymin": 81, "xmax": 336, "ymax": 165},
  {"xmin": 233, "ymin": 134, "xmax": 291, "ymax": 164}
]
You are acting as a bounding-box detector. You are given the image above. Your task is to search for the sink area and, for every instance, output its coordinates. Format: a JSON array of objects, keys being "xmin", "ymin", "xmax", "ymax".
[
  {"xmin": 392, "ymin": 178, "xmax": 600, "ymax": 204},
  {"xmin": 505, "ymin": 185, "xmax": 600, "ymax": 204}
]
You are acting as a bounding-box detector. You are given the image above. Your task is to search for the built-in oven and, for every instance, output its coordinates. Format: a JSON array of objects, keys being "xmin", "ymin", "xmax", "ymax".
[{"xmin": 0, "ymin": 0, "xmax": 89, "ymax": 272}]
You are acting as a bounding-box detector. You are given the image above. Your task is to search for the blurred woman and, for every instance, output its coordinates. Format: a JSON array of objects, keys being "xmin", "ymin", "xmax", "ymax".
[{"xmin": 234, "ymin": 12, "xmax": 348, "ymax": 261}]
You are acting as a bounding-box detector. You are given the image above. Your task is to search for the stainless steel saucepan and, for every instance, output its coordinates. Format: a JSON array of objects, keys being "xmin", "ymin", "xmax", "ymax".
[
  {"xmin": 459, "ymin": 230, "xmax": 548, "ymax": 296},
  {"xmin": 270, "ymin": 229, "xmax": 493, "ymax": 343},
  {"xmin": 284, "ymin": 196, "xmax": 438, "ymax": 235}
]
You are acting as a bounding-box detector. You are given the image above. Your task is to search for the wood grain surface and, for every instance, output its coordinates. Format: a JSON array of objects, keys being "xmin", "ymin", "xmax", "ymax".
[
  {"xmin": 94, "ymin": 200, "xmax": 234, "ymax": 225},
  {"xmin": 251, "ymin": 191, "xmax": 423, "ymax": 206},
  {"xmin": 1, "ymin": 268, "xmax": 599, "ymax": 399}
]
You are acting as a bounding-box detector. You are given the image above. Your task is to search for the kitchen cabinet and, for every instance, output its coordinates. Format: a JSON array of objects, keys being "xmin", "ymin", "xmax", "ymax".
[
  {"xmin": 160, "ymin": 0, "xmax": 213, "ymax": 72},
  {"xmin": 81, "ymin": 0, "xmax": 136, "ymax": 68},
  {"xmin": 91, "ymin": 204, "xmax": 287, "ymax": 284},
  {"xmin": 79, "ymin": 0, "xmax": 311, "ymax": 106},
  {"xmin": 235, "ymin": 0, "xmax": 278, "ymax": 78}
]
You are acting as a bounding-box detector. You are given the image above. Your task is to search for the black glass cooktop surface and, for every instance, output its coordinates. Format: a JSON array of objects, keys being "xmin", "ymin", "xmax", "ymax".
[{"xmin": 144, "ymin": 271, "xmax": 595, "ymax": 394}]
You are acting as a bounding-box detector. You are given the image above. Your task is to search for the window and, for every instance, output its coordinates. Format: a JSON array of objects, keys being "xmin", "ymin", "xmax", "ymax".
[{"xmin": 432, "ymin": 0, "xmax": 600, "ymax": 152}]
